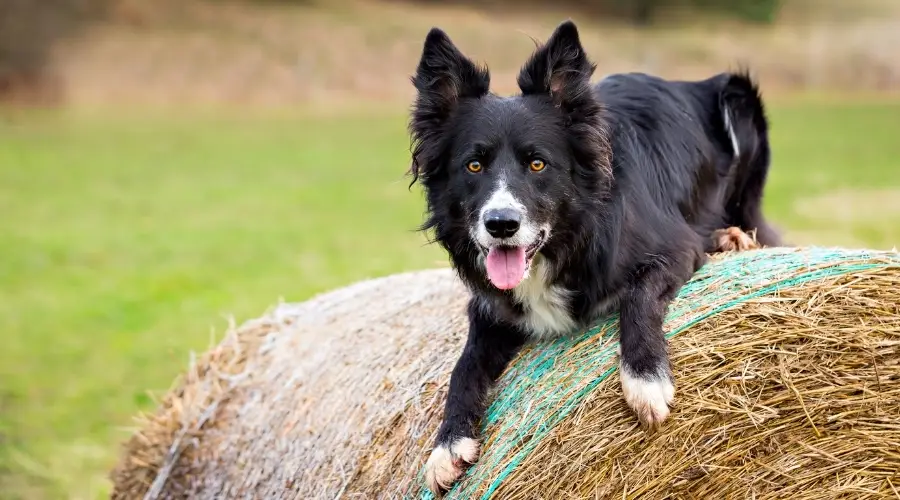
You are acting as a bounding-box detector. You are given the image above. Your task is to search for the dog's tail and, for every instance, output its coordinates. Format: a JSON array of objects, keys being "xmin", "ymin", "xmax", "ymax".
[{"xmin": 719, "ymin": 71, "xmax": 781, "ymax": 247}]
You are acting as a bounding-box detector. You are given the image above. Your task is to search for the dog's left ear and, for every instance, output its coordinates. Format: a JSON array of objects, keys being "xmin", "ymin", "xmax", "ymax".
[
  {"xmin": 520, "ymin": 21, "xmax": 611, "ymax": 186},
  {"xmin": 518, "ymin": 20, "xmax": 596, "ymax": 111}
]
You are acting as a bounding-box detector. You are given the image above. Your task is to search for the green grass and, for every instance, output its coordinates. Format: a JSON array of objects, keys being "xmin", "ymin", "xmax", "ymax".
[{"xmin": 1, "ymin": 99, "xmax": 899, "ymax": 499}]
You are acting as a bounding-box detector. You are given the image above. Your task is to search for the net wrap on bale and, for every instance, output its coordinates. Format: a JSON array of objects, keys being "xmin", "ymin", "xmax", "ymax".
[{"xmin": 112, "ymin": 247, "xmax": 900, "ymax": 499}]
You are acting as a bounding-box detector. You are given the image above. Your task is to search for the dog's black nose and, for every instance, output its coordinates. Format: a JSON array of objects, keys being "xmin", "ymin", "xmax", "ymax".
[{"xmin": 484, "ymin": 208, "xmax": 521, "ymax": 239}]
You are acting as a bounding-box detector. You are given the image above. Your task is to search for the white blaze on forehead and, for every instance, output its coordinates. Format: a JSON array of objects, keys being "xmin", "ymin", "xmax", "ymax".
[{"xmin": 479, "ymin": 179, "xmax": 526, "ymax": 219}]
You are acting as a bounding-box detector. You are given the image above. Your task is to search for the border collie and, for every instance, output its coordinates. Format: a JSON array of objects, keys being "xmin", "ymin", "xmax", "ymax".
[{"xmin": 407, "ymin": 20, "xmax": 780, "ymax": 494}]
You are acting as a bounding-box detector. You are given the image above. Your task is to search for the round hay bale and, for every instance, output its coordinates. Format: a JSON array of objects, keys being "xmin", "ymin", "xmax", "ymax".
[{"xmin": 111, "ymin": 247, "xmax": 900, "ymax": 499}]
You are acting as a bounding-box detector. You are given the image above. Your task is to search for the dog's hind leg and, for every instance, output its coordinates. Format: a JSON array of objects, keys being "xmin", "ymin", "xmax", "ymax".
[
  {"xmin": 710, "ymin": 226, "xmax": 760, "ymax": 253},
  {"xmin": 719, "ymin": 72, "xmax": 782, "ymax": 247}
]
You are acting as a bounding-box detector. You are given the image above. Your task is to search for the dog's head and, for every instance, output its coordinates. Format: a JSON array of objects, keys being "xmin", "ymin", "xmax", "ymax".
[{"xmin": 409, "ymin": 21, "xmax": 612, "ymax": 291}]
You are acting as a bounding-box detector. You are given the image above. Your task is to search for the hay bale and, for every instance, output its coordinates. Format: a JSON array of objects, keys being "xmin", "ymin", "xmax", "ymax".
[{"xmin": 111, "ymin": 247, "xmax": 900, "ymax": 499}]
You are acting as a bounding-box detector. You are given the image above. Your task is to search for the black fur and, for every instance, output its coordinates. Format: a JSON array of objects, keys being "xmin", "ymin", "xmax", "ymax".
[{"xmin": 409, "ymin": 20, "xmax": 779, "ymax": 492}]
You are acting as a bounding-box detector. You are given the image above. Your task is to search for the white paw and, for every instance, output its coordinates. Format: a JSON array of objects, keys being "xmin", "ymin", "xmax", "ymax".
[
  {"xmin": 424, "ymin": 437, "xmax": 480, "ymax": 495},
  {"xmin": 619, "ymin": 362, "xmax": 675, "ymax": 428}
]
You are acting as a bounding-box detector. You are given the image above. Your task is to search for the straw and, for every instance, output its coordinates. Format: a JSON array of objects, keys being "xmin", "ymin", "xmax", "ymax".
[{"xmin": 110, "ymin": 247, "xmax": 900, "ymax": 499}]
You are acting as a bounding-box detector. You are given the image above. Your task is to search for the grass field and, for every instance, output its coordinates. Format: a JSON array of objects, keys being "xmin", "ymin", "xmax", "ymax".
[{"xmin": 1, "ymin": 98, "xmax": 899, "ymax": 499}]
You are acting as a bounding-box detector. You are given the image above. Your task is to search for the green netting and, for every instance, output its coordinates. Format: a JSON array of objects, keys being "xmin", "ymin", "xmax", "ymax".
[{"xmin": 413, "ymin": 247, "xmax": 900, "ymax": 499}]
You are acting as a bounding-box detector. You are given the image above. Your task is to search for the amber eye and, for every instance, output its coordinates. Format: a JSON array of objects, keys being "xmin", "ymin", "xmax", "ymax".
[
  {"xmin": 466, "ymin": 160, "xmax": 483, "ymax": 173},
  {"xmin": 529, "ymin": 159, "xmax": 546, "ymax": 172}
]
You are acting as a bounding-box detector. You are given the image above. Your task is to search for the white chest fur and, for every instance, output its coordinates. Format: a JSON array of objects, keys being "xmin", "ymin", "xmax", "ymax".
[{"xmin": 513, "ymin": 257, "xmax": 577, "ymax": 340}]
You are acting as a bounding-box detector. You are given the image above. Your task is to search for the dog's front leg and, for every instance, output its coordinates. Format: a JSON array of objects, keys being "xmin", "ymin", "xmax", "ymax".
[
  {"xmin": 425, "ymin": 298, "xmax": 525, "ymax": 495},
  {"xmin": 618, "ymin": 251, "xmax": 698, "ymax": 428}
]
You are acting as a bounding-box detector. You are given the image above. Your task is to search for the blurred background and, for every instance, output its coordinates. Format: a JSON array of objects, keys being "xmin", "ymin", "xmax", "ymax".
[{"xmin": 1, "ymin": 0, "xmax": 899, "ymax": 498}]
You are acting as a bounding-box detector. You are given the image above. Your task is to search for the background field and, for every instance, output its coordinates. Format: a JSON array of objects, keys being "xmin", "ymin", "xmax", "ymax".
[{"xmin": 2, "ymin": 1, "xmax": 900, "ymax": 499}]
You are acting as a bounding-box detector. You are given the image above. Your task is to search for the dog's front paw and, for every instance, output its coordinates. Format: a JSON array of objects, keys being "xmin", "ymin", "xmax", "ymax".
[
  {"xmin": 619, "ymin": 363, "xmax": 675, "ymax": 429},
  {"xmin": 425, "ymin": 436, "xmax": 480, "ymax": 495}
]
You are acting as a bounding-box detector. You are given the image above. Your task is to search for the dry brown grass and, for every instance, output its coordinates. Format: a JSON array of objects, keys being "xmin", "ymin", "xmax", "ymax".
[
  {"xmin": 111, "ymin": 247, "xmax": 900, "ymax": 499},
  {"xmin": 27, "ymin": 0, "xmax": 900, "ymax": 108}
]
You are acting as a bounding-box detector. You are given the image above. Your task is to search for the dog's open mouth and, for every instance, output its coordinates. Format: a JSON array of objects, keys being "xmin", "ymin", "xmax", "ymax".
[{"xmin": 483, "ymin": 230, "xmax": 547, "ymax": 290}]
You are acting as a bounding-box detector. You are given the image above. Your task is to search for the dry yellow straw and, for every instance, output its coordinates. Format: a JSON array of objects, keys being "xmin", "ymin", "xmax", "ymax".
[{"xmin": 111, "ymin": 247, "xmax": 900, "ymax": 499}]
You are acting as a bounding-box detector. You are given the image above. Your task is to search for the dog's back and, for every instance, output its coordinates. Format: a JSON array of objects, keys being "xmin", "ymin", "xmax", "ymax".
[{"xmin": 596, "ymin": 72, "xmax": 780, "ymax": 248}]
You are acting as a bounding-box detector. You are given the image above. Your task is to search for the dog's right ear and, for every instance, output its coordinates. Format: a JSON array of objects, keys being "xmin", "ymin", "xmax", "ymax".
[{"xmin": 409, "ymin": 28, "xmax": 490, "ymax": 185}]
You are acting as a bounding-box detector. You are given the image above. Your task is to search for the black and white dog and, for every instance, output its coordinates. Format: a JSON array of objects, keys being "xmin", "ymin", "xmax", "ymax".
[{"xmin": 408, "ymin": 20, "xmax": 780, "ymax": 494}]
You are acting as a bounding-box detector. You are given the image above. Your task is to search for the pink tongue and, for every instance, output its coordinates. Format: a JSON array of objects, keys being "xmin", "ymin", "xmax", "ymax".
[{"xmin": 485, "ymin": 246, "xmax": 527, "ymax": 290}]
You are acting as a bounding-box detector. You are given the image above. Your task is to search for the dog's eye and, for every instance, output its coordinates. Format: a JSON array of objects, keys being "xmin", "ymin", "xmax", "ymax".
[
  {"xmin": 466, "ymin": 160, "xmax": 483, "ymax": 173},
  {"xmin": 529, "ymin": 159, "xmax": 546, "ymax": 172}
]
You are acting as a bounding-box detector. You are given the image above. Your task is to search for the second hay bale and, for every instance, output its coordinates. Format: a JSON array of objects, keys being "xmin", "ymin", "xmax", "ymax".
[{"xmin": 111, "ymin": 247, "xmax": 900, "ymax": 499}]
